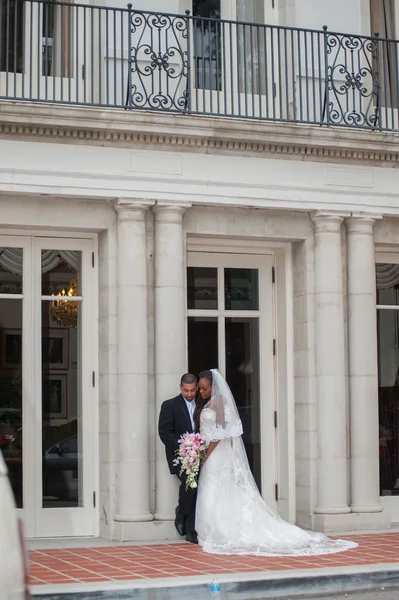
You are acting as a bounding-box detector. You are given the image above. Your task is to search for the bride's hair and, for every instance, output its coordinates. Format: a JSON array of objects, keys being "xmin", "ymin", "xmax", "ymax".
[
  {"xmin": 198, "ymin": 370, "xmax": 212, "ymax": 384},
  {"xmin": 194, "ymin": 370, "xmax": 213, "ymax": 432}
]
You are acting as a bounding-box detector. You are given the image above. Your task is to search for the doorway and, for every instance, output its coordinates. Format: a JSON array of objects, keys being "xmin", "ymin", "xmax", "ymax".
[
  {"xmin": 0, "ymin": 234, "xmax": 97, "ymax": 537},
  {"xmin": 186, "ymin": 251, "xmax": 277, "ymax": 506}
]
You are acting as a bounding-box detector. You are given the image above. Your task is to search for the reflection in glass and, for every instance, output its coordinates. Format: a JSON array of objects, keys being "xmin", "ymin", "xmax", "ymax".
[
  {"xmin": 376, "ymin": 263, "xmax": 399, "ymax": 306},
  {"xmin": 0, "ymin": 299, "xmax": 23, "ymax": 507},
  {"xmin": 188, "ymin": 317, "xmax": 218, "ymax": 376},
  {"xmin": 187, "ymin": 267, "xmax": 218, "ymax": 310},
  {"xmin": 225, "ymin": 268, "xmax": 259, "ymax": 311},
  {"xmin": 225, "ymin": 317, "xmax": 260, "ymax": 490},
  {"xmin": 378, "ymin": 308, "xmax": 399, "ymax": 495},
  {"xmin": 42, "ymin": 298, "xmax": 82, "ymax": 508},
  {"xmin": 0, "ymin": 248, "xmax": 23, "ymax": 294},
  {"xmin": 237, "ymin": 0, "xmax": 266, "ymax": 95}
]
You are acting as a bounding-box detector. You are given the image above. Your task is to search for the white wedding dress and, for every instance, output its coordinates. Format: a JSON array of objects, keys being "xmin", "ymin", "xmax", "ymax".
[{"xmin": 195, "ymin": 371, "xmax": 357, "ymax": 557}]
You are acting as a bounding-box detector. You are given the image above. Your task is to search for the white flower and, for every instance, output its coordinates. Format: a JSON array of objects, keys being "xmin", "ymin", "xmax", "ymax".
[{"xmin": 191, "ymin": 481, "xmax": 197, "ymax": 488}]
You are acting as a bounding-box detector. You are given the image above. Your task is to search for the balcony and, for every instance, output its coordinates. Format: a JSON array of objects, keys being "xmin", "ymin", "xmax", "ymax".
[{"xmin": 1, "ymin": 0, "xmax": 399, "ymax": 131}]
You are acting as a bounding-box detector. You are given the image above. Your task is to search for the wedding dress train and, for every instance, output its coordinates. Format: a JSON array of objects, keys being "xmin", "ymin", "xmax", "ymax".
[{"xmin": 195, "ymin": 371, "xmax": 357, "ymax": 557}]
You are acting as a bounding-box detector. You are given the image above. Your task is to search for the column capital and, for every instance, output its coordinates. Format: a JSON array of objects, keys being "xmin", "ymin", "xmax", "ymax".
[
  {"xmin": 113, "ymin": 198, "xmax": 155, "ymax": 222},
  {"xmin": 153, "ymin": 202, "xmax": 191, "ymax": 224},
  {"xmin": 346, "ymin": 213, "xmax": 382, "ymax": 235},
  {"xmin": 311, "ymin": 211, "xmax": 350, "ymax": 233}
]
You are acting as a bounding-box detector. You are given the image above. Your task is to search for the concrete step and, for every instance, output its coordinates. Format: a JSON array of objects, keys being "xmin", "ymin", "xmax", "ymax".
[{"xmin": 31, "ymin": 564, "xmax": 399, "ymax": 600}]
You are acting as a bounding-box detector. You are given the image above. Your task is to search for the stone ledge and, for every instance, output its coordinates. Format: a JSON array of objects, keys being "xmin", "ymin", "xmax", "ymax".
[
  {"xmin": 1, "ymin": 101, "xmax": 399, "ymax": 165},
  {"xmin": 29, "ymin": 563, "xmax": 399, "ymax": 599}
]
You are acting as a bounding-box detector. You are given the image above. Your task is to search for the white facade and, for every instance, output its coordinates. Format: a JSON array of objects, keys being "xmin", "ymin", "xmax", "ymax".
[{"xmin": 1, "ymin": 0, "xmax": 399, "ymax": 540}]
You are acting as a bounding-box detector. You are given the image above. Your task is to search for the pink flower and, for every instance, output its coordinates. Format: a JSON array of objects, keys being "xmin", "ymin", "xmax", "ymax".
[{"xmin": 174, "ymin": 432, "xmax": 208, "ymax": 490}]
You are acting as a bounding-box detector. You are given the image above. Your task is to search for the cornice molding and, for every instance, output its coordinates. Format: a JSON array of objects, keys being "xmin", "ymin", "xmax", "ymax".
[{"xmin": 1, "ymin": 102, "xmax": 399, "ymax": 165}]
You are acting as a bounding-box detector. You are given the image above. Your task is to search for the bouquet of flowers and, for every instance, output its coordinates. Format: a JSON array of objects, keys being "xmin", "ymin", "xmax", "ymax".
[{"xmin": 173, "ymin": 432, "xmax": 207, "ymax": 490}]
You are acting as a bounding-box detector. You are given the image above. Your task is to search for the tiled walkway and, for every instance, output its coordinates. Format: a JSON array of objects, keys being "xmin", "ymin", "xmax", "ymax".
[{"xmin": 28, "ymin": 532, "xmax": 399, "ymax": 586}]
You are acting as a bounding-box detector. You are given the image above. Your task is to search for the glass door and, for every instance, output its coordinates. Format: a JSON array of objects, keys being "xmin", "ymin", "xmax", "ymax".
[
  {"xmin": 38, "ymin": 0, "xmax": 86, "ymax": 104},
  {"xmin": 0, "ymin": 236, "xmax": 34, "ymax": 535},
  {"xmin": 34, "ymin": 237, "xmax": 95, "ymax": 537},
  {"xmin": 0, "ymin": 234, "xmax": 96, "ymax": 538},
  {"xmin": 376, "ymin": 253, "xmax": 399, "ymax": 523},
  {"xmin": 187, "ymin": 252, "xmax": 276, "ymax": 506}
]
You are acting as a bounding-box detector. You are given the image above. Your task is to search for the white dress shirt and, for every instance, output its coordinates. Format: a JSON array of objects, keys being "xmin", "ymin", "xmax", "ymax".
[{"xmin": 184, "ymin": 397, "xmax": 195, "ymax": 431}]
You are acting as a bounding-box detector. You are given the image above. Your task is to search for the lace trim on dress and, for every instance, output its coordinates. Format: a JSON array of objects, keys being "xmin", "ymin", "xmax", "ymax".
[
  {"xmin": 199, "ymin": 538, "xmax": 358, "ymax": 557},
  {"xmin": 207, "ymin": 420, "xmax": 244, "ymax": 441}
]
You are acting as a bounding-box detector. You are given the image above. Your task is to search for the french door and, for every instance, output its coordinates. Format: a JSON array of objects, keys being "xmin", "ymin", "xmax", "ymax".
[
  {"xmin": 376, "ymin": 252, "xmax": 399, "ymax": 523},
  {"xmin": 186, "ymin": 251, "xmax": 277, "ymax": 507},
  {"xmin": 191, "ymin": 0, "xmax": 278, "ymax": 119},
  {"xmin": 0, "ymin": 234, "xmax": 96, "ymax": 537},
  {"xmin": 1, "ymin": 0, "xmax": 86, "ymax": 103}
]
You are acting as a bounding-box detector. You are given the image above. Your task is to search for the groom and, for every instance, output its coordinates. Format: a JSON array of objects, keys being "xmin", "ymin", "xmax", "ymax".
[{"xmin": 158, "ymin": 373, "xmax": 199, "ymax": 544}]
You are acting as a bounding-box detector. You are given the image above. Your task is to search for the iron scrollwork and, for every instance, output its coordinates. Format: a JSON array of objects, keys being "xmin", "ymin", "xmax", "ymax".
[
  {"xmin": 128, "ymin": 10, "xmax": 189, "ymax": 111},
  {"xmin": 325, "ymin": 31, "xmax": 380, "ymax": 128}
]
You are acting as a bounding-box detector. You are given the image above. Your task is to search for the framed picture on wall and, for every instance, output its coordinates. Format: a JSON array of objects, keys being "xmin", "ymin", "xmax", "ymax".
[
  {"xmin": 1, "ymin": 329, "xmax": 22, "ymax": 368},
  {"xmin": 42, "ymin": 329, "xmax": 69, "ymax": 370},
  {"xmin": 42, "ymin": 374, "xmax": 67, "ymax": 420}
]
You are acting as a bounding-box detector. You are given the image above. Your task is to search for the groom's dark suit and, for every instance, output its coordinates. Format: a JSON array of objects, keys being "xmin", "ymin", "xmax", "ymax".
[{"xmin": 158, "ymin": 394, "xmax": 197, "ymax": 537}]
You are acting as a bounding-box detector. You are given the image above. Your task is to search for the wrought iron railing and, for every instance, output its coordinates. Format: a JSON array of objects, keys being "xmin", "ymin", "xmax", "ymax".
[{"xmin": 1, "ymin": 0, "xmax": 399, "ymax": 130}]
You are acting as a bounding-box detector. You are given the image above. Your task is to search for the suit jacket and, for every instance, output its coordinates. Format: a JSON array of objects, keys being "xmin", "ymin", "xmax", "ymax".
[{"xmin": 158, "ymin": 394, "xmax": 194, "ymax": 474}]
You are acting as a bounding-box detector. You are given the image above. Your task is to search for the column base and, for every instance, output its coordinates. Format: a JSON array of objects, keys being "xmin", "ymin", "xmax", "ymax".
[
  {"xmin": 350, "ymin": 504, "xmax": 383, "ymax": 513},
  {"xmin": 115, "ymin": 513, "xmax": 154, "ymax": 523},
  {"xmin": 313, "ymin": 509, "xmax": 390, "ymax": 532},
  {"xmin": 112, "ymin": 519, "xmax": 181, "ymax": 542},
  {"xmin": 314, "ymin": 505, "xmax": 351, "ymax": 515}
]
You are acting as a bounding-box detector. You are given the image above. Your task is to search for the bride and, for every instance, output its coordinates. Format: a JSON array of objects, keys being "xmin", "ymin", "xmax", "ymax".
[{"xmin": 194, "ymin": 369, "xmax": 358, "ymax": 557}]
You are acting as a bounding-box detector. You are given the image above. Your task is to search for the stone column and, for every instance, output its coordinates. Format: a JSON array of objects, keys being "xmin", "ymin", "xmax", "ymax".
[
  {"xmin": 346, "ymin": 215, "xmax": 383, "ymax": 515},
  {"xmin": 114, "ymin": 199, "xmax": 153, "ymax": 523},
  {"xmin": 312, "ymin": 212, "xmax": 351, "ymax": 521},
  {"xmin": 154, "ymin": 203, "xmax": 189, "ymax": 521}
]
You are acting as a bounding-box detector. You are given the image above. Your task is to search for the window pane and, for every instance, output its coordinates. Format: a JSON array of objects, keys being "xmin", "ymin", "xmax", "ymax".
[
  {"xmin": 376, "ymin": 263, "xmax": 399, "ymax": 305},
  {"xmin": 193, "ymin": 0, "xmax": 221, "ymax": 91},
  {"xmin": 378, "ymin": 309, "xmax": 399, "ymax": 496},
  {"xmin": 42, "ymin": 300, "xmax": 82, "ymax": 508},
  {"xmin": 193, "ymin": 0, "xmax": 220, "ymax": 18},
  {"xmin": 225, "ymin": 317, "xmax": 261, "ymax": 490},
  {"xmin": 0, "ymin": 0, "xmax": 24, "ymax": 74},
  {"xmin": 0, "ymin": 299, "xmax": 23, "ymax": 508},
  {"xmin": 188, "ymin": 317, "xmax": 218, "ymax": 375},
  {"xmin": 225, "ymin": 268, "xmax": 259, "ymax": 310},
  {"xmin": 42, "ymin": 250, "xmax": 81, "ymax": 299},
  {"xmin": 42, "ymin": 0, "xmax": 75, "ymax": 78},
  {"xmin": 0, "ymin": 248, "xmax": 23, "ymax": 294},
  {"xmin": 187, "ymin": 267, "xmax": 218, "ymax": 310},
  {"xmin": 236, "ymin": 0, "xmax": 265, "ymax": 95}
]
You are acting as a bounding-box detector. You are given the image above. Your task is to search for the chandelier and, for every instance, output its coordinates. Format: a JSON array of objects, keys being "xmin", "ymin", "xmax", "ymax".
[{"xmin": 48, "ymin": 277, "xmax": 78, "ymax": 328}]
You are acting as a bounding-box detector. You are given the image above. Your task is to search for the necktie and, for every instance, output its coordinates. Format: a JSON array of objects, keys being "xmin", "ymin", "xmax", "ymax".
[{"xmin": 187, "ymin": 401, "xmax": 194, "ymax": 429}]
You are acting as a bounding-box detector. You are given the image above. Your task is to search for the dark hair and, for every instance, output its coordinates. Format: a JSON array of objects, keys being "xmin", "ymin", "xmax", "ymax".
[
  {"xmin": 180, "ymin": 373, "xmax": 198, "ymax": 385},
  {"xmin": 198, "ymin": 370, "xmax": 212, "ymax": 384},
  {"xmin": 193, "ymin": 370, "xmax": 213, "ymax": 432}
]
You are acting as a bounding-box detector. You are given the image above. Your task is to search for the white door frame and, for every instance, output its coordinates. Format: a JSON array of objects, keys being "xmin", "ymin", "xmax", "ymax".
[
  {"xmin": 186, "ymin": 239, "xmax": 295, "ymax": 522},
  {"xmin": 33, "ymin": 236, "xmax": 96, "ymax": 537},
  {"xmin": 187, "ymin": 250, "xmax": 277, "ymax": 509},
  {"xmin": 0, "ymin": 236, "xmax": 34, "ymax": 536},
  {"xmin": 376, "ymin": 249, "xmax": 399, "ymax": 524},
  {"xmin": 0, "ymin": 233, "xmax": 98, "ymax": 538}
]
